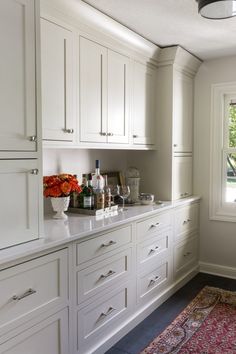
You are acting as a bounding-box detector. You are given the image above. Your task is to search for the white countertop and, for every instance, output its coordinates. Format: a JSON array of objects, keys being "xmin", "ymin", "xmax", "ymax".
[{"xmin": 0, "ymin": 197, "xmax": 200, "ymax": 268}]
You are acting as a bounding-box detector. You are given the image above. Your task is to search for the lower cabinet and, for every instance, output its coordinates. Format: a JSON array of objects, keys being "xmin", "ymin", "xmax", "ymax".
[
  {"xmin": 173, "ymin": 155, "xmax": 192, "ymax": 200},
  {"xmin": 0, "ymin": 308, "xmax": 69, "ymax": 354}
]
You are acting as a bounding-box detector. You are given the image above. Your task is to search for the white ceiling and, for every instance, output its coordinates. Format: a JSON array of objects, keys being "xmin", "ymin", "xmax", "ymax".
[{"xmin": 82, "ymin": 0, "xmax": 236, "ymax": 60}]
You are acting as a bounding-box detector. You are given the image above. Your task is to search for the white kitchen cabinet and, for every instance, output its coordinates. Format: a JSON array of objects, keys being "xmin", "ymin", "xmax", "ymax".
[
  {"xmin": 79, "ymin": 36, "xmax": 130, "ymax": 144},
  {"xmin": 156, "ymin": 47, "xmax": 201, "ymax": 200},
  {"xmin": 0, "ymin": 160, "xmax": 40, "ymax": 249},
  {"xmin": 0, "ymin": 308, "xmax": 69, "ymax": 354},
  {"xmin": 133, "ymin": 62, "xmax": 156, "ymax": 145},
  {"xmin": 173, "ymin": 71, "xmax": 193, "ymax": 153},
  {"xmin": 0, "ymin": 0, "xmax": 37, "ymax": 152},
  {"xmin": 172, "ymin": 156, "xmax": 193, "ymax": 201},
  {"xmin": 41, "ymin": 18, "xmax": 74, "ymax": 141}
]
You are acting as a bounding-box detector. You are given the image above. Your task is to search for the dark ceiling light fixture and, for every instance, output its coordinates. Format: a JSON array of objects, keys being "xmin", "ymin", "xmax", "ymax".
[{"xmin": 197, "ymin": 0, "xmax": 236, "ymax": 19}]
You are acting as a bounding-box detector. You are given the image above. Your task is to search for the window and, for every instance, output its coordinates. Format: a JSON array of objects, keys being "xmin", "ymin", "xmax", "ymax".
[{"xmin": 210, "ymin": 83, "xmax": 236, "ymax": 221}]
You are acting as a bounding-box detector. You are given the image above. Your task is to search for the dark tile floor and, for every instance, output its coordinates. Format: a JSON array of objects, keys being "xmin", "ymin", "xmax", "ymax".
[{"xmin": 105, "ymin": 272, "xmax": 236, "ymax": 354}]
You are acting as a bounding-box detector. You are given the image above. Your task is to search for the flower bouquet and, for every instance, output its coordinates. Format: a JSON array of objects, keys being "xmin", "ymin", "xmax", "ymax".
[{"xmin": 43, "ymin": 174, "xmax": 82, "ymax": 219}]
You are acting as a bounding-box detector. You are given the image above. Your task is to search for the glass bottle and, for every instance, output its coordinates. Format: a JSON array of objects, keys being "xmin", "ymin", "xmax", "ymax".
[{"xmin": 104, "ymin": 175, "xmax": 111, "ymax": 208}]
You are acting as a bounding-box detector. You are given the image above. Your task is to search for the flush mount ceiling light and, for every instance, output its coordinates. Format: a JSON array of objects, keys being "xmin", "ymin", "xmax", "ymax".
[{"xmin": 197, "ymin": 0, "xmax": 236, "ymax": 19}]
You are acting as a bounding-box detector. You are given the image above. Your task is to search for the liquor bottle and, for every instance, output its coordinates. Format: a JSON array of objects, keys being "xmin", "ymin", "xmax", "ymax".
[
  {"xmin": 92, "ymin": 160, "xmax": 104, "ymax": 189},
  {"xmin": 104, "ymin": 175, "xmax": 111, "ymax": 208},
  {"xmin": 88, "ymin": 174, "xmax": 95, "ymax": 209},
  {"xmin": 81, "ymin": 179, "xmax": 94, "ymax": 209}
]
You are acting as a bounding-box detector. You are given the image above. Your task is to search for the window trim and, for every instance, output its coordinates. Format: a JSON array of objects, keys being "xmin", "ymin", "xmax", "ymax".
[{"xmin": 210, "ymin": 82, "xmax": 236, "ymax": 222}]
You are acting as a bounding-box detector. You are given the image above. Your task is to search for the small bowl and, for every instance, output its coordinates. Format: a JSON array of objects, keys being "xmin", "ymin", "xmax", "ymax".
[{"xmin": 139, "ymin": 193, "xmax": 155, "ymax": 205}]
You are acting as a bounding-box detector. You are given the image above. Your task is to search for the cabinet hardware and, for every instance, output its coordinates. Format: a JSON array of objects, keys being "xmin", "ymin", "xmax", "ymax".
[
  {"xmin": 100, "ymin": 132, "xmax": 107, "ymax": 136},
  {"xmin": 100, "ymin": 240, "xmax": 117, "ymax": 248},
  {"xmin": 30, "ymin": 169, "xmax": 39, "ymax": 175},
  {"xmin": 107, "ymin": 132, "xmax": 114, "ymax": 136},
  {"xmin": 98, "ymin": 306, "xmax": 116, "ymax": 320},
  {"xmin": 100, "ymin": 270, "xmax": 116, "ymax": 279},
  {"xmin": 184, "ymin": 192, "xmax": 189, "ymax": 196},
  {"xmin": 183, "ymin": 218, "xmax": 191, "ymax": 225},
  {"xmin": 29, "ymin": 136, "xmax": 37, "ymax": 142},
  {"xmin": 149, "ymin": 222, "xmax": 160, "ymax": 229},
  {"xmin": 173, "ymin": 144, "xmax": 178, "ymax": 147},
  {"xmin": 149, "ymin": 246, "xmax": 160, "ymax": 254},
  {"xmin": 12, "ymin": 288, "xmax": 36, "ymax": 301},
  {"xmin": 133, "ymin": 135, "xmax": 138, "ymax": 138},
  {"xmin": 149, "ymin": 275, "xmax": 160, "ymax": 286},
  {"xmin": 63, "ymin": 128, "xmax": 74, "ymax": 134},
  {"xmin": 183, "ymin": 251, "xmax": 192, "ymax": 257}
]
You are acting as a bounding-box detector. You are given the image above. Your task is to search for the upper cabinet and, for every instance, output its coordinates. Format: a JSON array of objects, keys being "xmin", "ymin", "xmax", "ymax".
[
  {"xmin": 173, "ymin": 70, "xmax": 193, "ymax": 153},
  {"xmin": 41, "ymin": 18, "xmax": 74, "ymax": 141},
  {"xmin": 0, "ymin": 0, "xmax": 37, "ymax": 152},
  {"xmin": 133, "ymin": 62, "xmax": 156, "ymax": 146},
  {"xmin": 79, "ymin": 37, "xmax": 130, "ymax": 144}
]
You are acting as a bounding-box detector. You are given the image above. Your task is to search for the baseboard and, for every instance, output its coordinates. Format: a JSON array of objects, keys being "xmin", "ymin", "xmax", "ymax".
[{"xmin": 199, "ymin": 261, "xmax": 236, "ymax": 279}]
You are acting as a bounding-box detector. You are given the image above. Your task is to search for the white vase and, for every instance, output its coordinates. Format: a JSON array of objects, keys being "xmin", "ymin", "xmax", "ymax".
[{"xmin": 51, "ymin": 196, "xmax": 70, "ymax": 220}]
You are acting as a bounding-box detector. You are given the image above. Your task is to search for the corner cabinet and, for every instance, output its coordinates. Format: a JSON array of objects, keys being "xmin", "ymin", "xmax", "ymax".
[
  {"xmin": 133, "ymin": 62, "xmax": 156, "ymax": 146},
  {"xmin": 79, "ymin": 36, "xmax": 130, "ymax": 144},
  {"xmin": 0, "ymin": 0, "xmax": 37, "ymax": 152},
  {"xmin": 41, "ymin": 18, "xmax": 75, "ymax": 142}
]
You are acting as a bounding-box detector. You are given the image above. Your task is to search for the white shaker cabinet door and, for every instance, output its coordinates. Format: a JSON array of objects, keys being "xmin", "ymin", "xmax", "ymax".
[
  {"xmin": 0, "ymin": 309, "xmax": 69, "ymax": 354},
  {"xmin": 107, "ymin": 50, "xmax": 130, "ymax": 144},
  {"xmin": 41, "ymin": 19, "xmax": 74, "ymax": 141},
  {"xmin": 133, "ymin": 62, "xmax": 156, "ymax": 145},
  {"xmin": 0, "ymin": 160, "xmax": 39, "ymax": 249},
  {"xmin": 79, "ymin": 37, "xmax": 107, "ymax": 143},
  {"xmin": 172, "ymin": 156, "xmax": 192, "ymax": 200},
  {"xmin": 173, "ymin": 71, "xmax": 193, "ymax": 153},
  {"xmin": 0, "ymin": 0, "xmax": 37, "ymax": 151}
]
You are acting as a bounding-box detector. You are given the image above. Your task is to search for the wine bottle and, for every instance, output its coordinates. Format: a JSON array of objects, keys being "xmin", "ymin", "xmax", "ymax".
[{"xmin": 104, "ymin": 175, "xmax": 111, "ymax": 208}]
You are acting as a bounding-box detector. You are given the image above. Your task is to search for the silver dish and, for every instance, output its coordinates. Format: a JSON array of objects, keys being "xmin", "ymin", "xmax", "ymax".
[{"xmin": 139, "ymin": 193, "xmax": 155, "ymax": 205}]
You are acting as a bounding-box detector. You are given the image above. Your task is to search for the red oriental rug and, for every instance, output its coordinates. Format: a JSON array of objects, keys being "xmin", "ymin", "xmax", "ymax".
[{"xmin": 140, "ymin": 286, "xmax": 236, "ymax": 354}]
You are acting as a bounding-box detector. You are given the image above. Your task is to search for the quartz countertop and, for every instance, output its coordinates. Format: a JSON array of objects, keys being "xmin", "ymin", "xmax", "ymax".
[{"xmin": 0, "ymin": 196, "xmax": 200, "ymax": 268}]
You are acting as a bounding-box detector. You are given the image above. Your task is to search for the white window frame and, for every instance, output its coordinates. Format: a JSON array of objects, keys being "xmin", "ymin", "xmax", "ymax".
[{"xmin": 210, "ymin": 82, "xmax": 236, "ymax": 222}]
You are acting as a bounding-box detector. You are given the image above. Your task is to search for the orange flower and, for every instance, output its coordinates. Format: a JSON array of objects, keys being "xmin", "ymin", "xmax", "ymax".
[{"xmin": 43, "ymin": 174, "xmax": 82, "ymax": 198}]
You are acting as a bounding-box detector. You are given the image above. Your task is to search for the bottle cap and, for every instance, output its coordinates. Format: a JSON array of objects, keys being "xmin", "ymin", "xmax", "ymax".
[{"xmin": 95, "ymin": 160, "xmax": 100, "ymax": 168}]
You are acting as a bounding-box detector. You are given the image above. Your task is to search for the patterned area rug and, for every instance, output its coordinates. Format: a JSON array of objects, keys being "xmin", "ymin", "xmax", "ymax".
[{"xmin": 140, "ymin": 286, "xmax": 236, "ymax": 354}]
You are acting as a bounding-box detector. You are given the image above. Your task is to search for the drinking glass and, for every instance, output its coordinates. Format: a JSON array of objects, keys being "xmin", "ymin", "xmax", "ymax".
[
  {"xmin": 110, "ymin": 185, "xmax": 120, "ymax": 206},
  {"xmin": 119, "ymin": 185, "xmax": 130, "ymax": 211}
]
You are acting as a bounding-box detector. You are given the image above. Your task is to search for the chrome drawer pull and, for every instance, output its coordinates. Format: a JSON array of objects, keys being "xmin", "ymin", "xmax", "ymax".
[
  {"xmin": 100, "ymin": 270, "xmax": 116, "ymax": 279},
  {"xmin": 101, "ymin": 240, "xmax": 117, "ymax": 248},
  {"xmin": 149, "ymin": 222, "xmax": 160, "ymax": 229},
  {"xmin": 98, "ymin": 306, "xmax": 116, "ymax": 320},
  {"xmin": 12, "ymin": 288, "xmax": 36, "ymax": 301},
  {"xmin": 149, "ymin": 275, "xmax": 160, "ymax": 286},
  {"xmin": 30, "ymin": 169, "xmax": 39, "ymax": 175},
  {"xmin": 149, "ymin": 246, "xmax": 160, "ymax": 255},
  {"xmin": 29, "ymin": 135, "xmax": 37, "ymax": 142}
]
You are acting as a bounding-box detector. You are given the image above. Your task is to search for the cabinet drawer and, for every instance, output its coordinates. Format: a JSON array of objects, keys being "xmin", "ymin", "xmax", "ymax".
[
  {"xmin": 77, "ymin": 283, "xmax": 132, "ymax": 353},
  {"xmin": 137, "ymin": 230, "xmax": 171, "ymax": 267},
  {"xmin": 0, "ymin": 249, "xmax": 68, "ymax": 333},
  {"xmin": 137, "ymin": 260, "xmax": 169, "ymax": 303},
  {"xmin": 76, "ymin": 225, "xmax": 132, "ymax": 265},
  {"xmin": 174, "ymin": 203, "xmax": 199, "ymax": 241},
  {"xmin": 137, "ymin": 212, "xmax": 172, "ymax": 242},
  {"xmin": 77, "ymin": 249, "xmax": 131, "ymax": 304},
  {"xmin": 174, "ymin": 236, "xmax": 198, "ymax": 279}
]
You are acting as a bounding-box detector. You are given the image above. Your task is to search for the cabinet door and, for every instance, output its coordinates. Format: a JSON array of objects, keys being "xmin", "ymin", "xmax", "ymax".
[
  {"xmin": 0, "ymin": 0, "xmax": 36, "ymax": 151},
  {"xmin": 79, "ymin": 37, "xmax": 107, "ymax": 143},
  {"xmin": 0, "ymin": 309, "xmax": 69, "ymax": 354},
  {"xmin": 41, "ymin": 19, "xmax": 74, "ymax": 141},
  {"xmin": 107, "ymin": 50, "xmax": 130, "ymax": 144},
  {"xmin": 0, "ymin": 160, "xmax": 39, "ymax": 249},
  {"xmin": 173, "ymin": 71, "xmax": 193, "ymax": 152},
  {"xmin": 133, "ymin": 62, "xmax": 156, "ymax": 145},
  {"xmin": 172, "ymin": 156, "xmax": 192, "ymax": 200}
]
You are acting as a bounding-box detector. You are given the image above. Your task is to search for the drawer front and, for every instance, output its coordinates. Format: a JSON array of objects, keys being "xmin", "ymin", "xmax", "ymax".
[
  {"xmin": 77, "ymin": 248, "xmax": 132, "ymax": 304},
  {"xmin": 174, "ymin": 236, "xmax": 198, "ymax": 279},
  {"xmin": 76, "ymin": 225, "xmax": 132, "ymax": 265},
  {"xmin": 137, "ymin": 212, "xmax": 172, "ymax": 242},
  {"xmin": 77, "ymin": 283, "xmax": 132, "ymax": 353},
  {"xmin": 174, "ymin": 203, "xmax": 199, "ymax": 241},
  {"xmin": 137, "ymin": 230, "xmax": 171, "ymax": 267},
  {"xmin": 0, "ymin": 249, "xmax": 68, "ymax": 332},
  {"xmin": 137, "ymin": 260, "xmax": 169, "ymax": 303}
]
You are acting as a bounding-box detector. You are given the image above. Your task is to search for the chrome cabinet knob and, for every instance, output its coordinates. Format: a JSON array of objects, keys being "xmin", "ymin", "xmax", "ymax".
[
  {"xmin": 173, "ymin": 144, "xmax": 178, "ymax": 147},
  {"xmin": 30, "ymin": 169, "xmax": 39, "ymax": 175},
  {"xmin": 29, "ymin": 136, "xmax": 37, "ymax": 142},
  {"xmin": 107, "ymin": 132, "xmax": 114, "ymax": 136},
  {"xmin": 133, "ymin": 135, "xmax": 138, "ymax": 138},
  {"xmin": 64, "ymin": 128, "xmax": 74, "ymax": 134}
]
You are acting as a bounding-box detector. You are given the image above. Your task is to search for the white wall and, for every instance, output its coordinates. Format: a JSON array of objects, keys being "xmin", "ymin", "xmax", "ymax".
[{"xmin": 194, "ymin": 56, "xmax": 236, "ymax": 271}]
